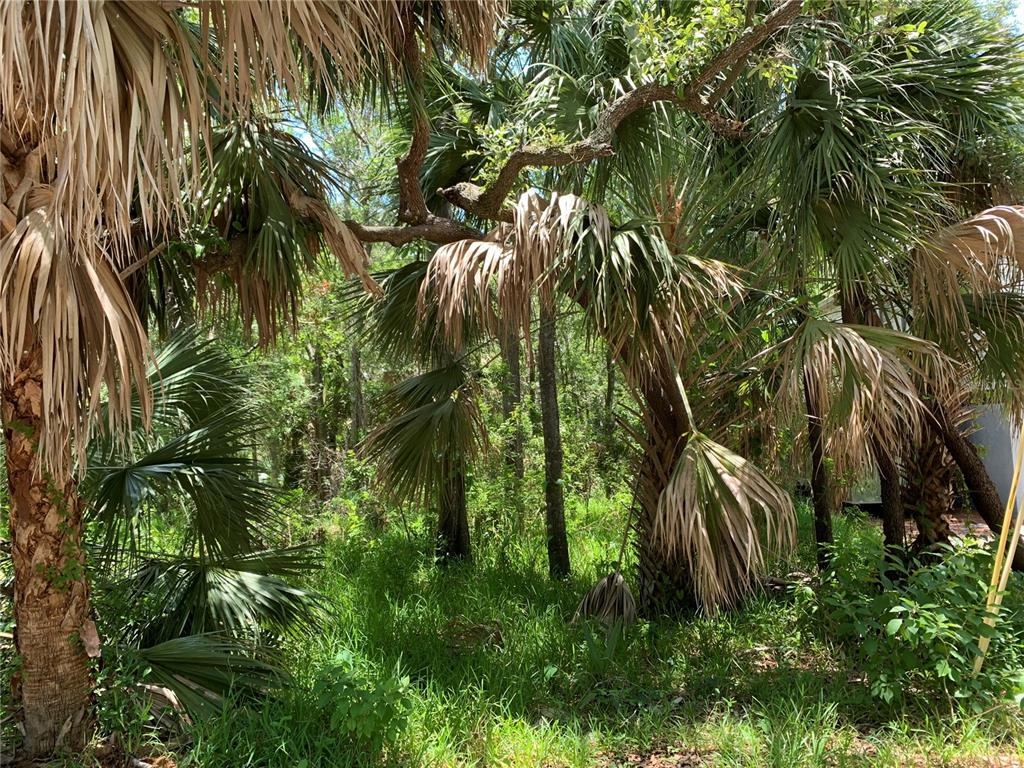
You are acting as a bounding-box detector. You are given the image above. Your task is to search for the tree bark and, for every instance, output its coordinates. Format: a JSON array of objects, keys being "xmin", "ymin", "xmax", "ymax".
[
  {"xmin": 349, "ymin": 345, "xmax": 366, "ymax": 446},
  {"xmin": 840, "ymin": 289, "xmax": 905, "ymax": 556},
  {"xmin": 3, "ymin": 342, "xmax": 97, "ymax": 758},
  {"xmin": 804, "ymin": 372, "xmax": 834, "ymax": 573},
  {"xmin": 501, "ymin": 329, "xmax": 525, "ymax": 537},
  {"xmin": 436, "ymin": 460, "xmax": 471, "ymax": 562},
  {"xmin": 307, "ymin": 342, "xmax": 328, "ymax": 498},
  {"xmin": 875, "ymin": 442, "xmax": 906, "ymax": 553},
  {"xmin": 501, "ymin": 329, "xmax": 525, "ymax": 481},
  {"xmin": 938, "ymin": 406, "xmax": 1024, "ymax": 571},
  {"xmin": 538, "ymin": 299, "xmax": 571, "ymax": 579}
]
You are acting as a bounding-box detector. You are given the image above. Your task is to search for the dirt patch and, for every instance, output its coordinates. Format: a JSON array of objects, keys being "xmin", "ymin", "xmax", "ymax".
[{"xmin": 595, "ymin": 745, "xmax": 710, "ymax": 767}]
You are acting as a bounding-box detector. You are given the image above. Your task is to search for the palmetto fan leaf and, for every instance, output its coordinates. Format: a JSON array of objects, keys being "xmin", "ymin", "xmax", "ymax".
[
  {"xmin": 773, "ymin": 316, "xmax": 938, "ymax": 478},
  {"xmin": 360, "ymin": 363, "xmax": 487, "ymax": 506},
  {"xmin": 131, "ymin": 634, "xmax": 285, "ymax": 716},
  {"xmin": 126, "ymin": 547, "xmax": 325, "ymax": 646},
  {"xmin": 90, "ymin": 410, "xmax": 275, "ymax": 561},
  {"xmin": 653, "ymin": 431, "xmax": 795, "ymax": 611},
  {"xmin": 196, "ymin": 119, "xmax": 378, "ymax": 346}
]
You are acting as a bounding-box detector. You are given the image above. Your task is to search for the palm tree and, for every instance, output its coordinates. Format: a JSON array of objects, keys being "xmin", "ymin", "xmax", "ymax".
[
  {"xmin": 419, "ymin": 191, "xmax": 796, "ymax": 613},
  {"xmin": 0, "ymin": 1, "xmax": 501, "ymax": 756},
  {"xmin": 754, "ymin": 0, "xmax": 1024, "ymax": 569}
]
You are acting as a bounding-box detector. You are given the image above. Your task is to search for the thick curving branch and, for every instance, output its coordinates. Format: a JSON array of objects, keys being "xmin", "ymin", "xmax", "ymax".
[
  {"xmin": 435, "ymin": 0, "xmax": 802, "ymax": 222},
  {"xmin": 345, "ymin": 216, "xmax": 484, "ymax": 245}
]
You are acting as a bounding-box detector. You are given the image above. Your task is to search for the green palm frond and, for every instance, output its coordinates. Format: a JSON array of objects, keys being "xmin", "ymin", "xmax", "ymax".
[
  {"xmin": 360, "ymin": 363, "xmax": 488, "ymax": 505},
  {"xmin": 127, "ymin": 547, "xmax": 325, "ymax": 645},
  {"xmin": 131, "ymin": 634, "xmax": 285, "ymax": 716},
  {"xmin": 195, "ymin": 119, "xmax": 376, "ymax": 346}
]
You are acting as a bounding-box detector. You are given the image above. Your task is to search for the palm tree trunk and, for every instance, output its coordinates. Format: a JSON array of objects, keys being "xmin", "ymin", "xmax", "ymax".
[
  {"xmin": 538, "ymin": 299, "xmax": 570, "ymax": 579},
  {"xmin": 875, "ymin": 438, "xmax": 906, "ymax": 553},
  {"xmin": 436, "ymin": 459, "xmax": 471, "ymax": 561},
  {"xmin": 632, "ymin": 359, "xmax": 696, "ymax": 616},
  {"xmin": 840, "ymin": 289, "xmax": 905, "ymax": 555},
  {"xmin": 803, "ymin": 372, "xmax": 834, "ymax": 572},
  {"xmin": 937, "ymin": 405, "xmax": 1024, "ymax": 571},
  {"xmin": 3, "ymin": 343, "xmax": 96, "ymax": 758}
]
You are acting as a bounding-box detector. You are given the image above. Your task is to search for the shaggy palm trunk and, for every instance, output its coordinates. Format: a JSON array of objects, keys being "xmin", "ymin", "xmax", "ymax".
[
  {"xmin": 436, "ymin": 458, "xmax": 471, "ymax": 561},
  {"xmin": 633, "ymin": 350, "xmax": 696, "ymax": 615},
  {"xmin": 803, "ymin": 372, "xmax": 834, "ymax": 572},
  {"xmin": 937, "ymin": 405, "xmax": 1024, "ymax": 571},
  {"xmin": 538, "ymin": 299, "xmax": 570, "ymax": 579},
  {"xmin": 3, "ymin": 343, "xmax": 96, "ymax": 758},
  {"xmin": 902, "ymin": 426, "xmax": 954, "ymax": 555}
]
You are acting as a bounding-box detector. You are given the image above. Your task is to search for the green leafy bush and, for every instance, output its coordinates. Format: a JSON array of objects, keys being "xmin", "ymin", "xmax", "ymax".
[
  {"xmin": 807, "ymin": 538, "xmax": 1024, "ymax": 710},
  {"xmin": 311, "ymin": 653, "xmax": 412, "ymax": 758}
]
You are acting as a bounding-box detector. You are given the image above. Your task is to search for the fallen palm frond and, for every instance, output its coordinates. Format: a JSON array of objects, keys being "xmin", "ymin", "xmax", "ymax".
[{"xmin": 575, "ymin": 572, "xmax": 637, "ymax": 626}]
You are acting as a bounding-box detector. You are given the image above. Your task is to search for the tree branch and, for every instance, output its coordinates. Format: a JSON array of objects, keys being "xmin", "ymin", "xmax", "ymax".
[
  {"xmin": 436, "ymin": 0, "xmax": 802, "ymax": 222},
  {"xmin": 345, "ymin": 216, "xmax": 484, "ymax": 246}
]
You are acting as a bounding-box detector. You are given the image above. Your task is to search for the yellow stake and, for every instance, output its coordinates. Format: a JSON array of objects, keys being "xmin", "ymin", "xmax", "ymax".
[{"xmin": 974, "ymin": 429, "xmax": 1024, "ymax": 675}]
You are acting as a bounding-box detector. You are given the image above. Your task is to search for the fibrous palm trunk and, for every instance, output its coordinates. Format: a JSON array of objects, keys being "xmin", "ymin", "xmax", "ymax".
[
  {"xmin": 936, "ymin": 403, "xmax": 1024, "ymax": 572},
  {"xmin": 538, "ymin": 299, "xmax": 570, "ymax": 579},
  {"xmin": 902, "ymin": 424, "xmax": 954, "ymax": 555},
  {"xmin": 632, "ymin": 350, "xmax": 697, "ymax": 615},
  {"xmin": 3, "ymin": 342, "xmax": 96, "ymax": 758}
]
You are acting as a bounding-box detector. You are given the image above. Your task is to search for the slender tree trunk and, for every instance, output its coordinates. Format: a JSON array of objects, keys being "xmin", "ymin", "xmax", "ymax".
[
  {"xmin": 803, "ymin": 372, "xmax": 834, "ymax": 573},
  {"xmin": 938, "ymin": 406, "xmax": 1024, "ymax": 571},
  {"xmin": 3, "ymin": 343, "xmax": 96, "ymax": 758},
  {"xmin": 349, "ymin": 345, "xmax": 366, "ymax": 446},
  {"xmin": 538, "ymin": 299, "xmax": 570, "ymax": 579},
  {"xmin": 307, "ymin": 342, "xmax": 328, "ymax": 498},
  {"xmin": 840, "ymin": 290, "xmax": 905, "ymax": 555},
  {"xmin": 875, "ymin": 442, "xmax": 906, "ymax": 553},
  {"xmin": 501, "ymin": 330, "xmax": 525, "ymax": 538},
  {"xmin": 501, "ymin": 329, "xmax": 525, "ymax": 481},
  {"xmin": 436, "ymin": 460, "xmax": 471, "ymax": 561}
]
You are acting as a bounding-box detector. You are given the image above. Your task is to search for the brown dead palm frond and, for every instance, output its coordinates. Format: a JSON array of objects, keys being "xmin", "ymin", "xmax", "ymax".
[
  {"xmin": 0, "ymin": 207, "xmax": 150, "ymax": 475},
  {"xmin": 914, "ymin": 205, "xmax": 1024, "ymax": 338},
  {"xmin": 773, "ymin": 317, "xmax": 940, "ymax": 480},
  {"xmin": 652, "ymin": 431, "xmax": 796, "ymax": 612},
  {"xmin": 575, "ymin": 572, "xmax": 637, "ymax": 626},
  {"xmin": 0, "ymin": 0, "xmax": 508, "ymax": 475},
  {"xmin": 418, "ymin": 191, "xmax": 599, "ymax": 346}
]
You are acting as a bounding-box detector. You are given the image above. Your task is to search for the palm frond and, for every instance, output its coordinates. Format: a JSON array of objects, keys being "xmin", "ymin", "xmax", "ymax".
[
  {"xmin": 127, "ymin": 547, "xmax": 325, "ymax": 645},
  {"xmin": 359, "ymin": 363, "xmax": 487, "ymax": 505},
  {"xmin": 653, "ymin": 431, "xmax": 795, "ymax": 611},
  {"xmin": 132, "ymin": 634, "xmax": 284, "ymax": 716},
  {"xmin": 774, "ymin": 317, "xmax": 938, "ymax": 478}
]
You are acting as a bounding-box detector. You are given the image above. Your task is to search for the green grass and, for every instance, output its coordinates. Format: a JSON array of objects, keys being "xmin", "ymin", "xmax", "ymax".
[{"xmin": 122, "ymin": 497, "xmax": 1022, "ymax": 768}]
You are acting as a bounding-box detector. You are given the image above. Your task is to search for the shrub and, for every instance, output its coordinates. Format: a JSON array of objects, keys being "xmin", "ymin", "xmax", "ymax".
[{"xmin": 806, "ymin": 537, "xmax": 1024, "ymax": 710}]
